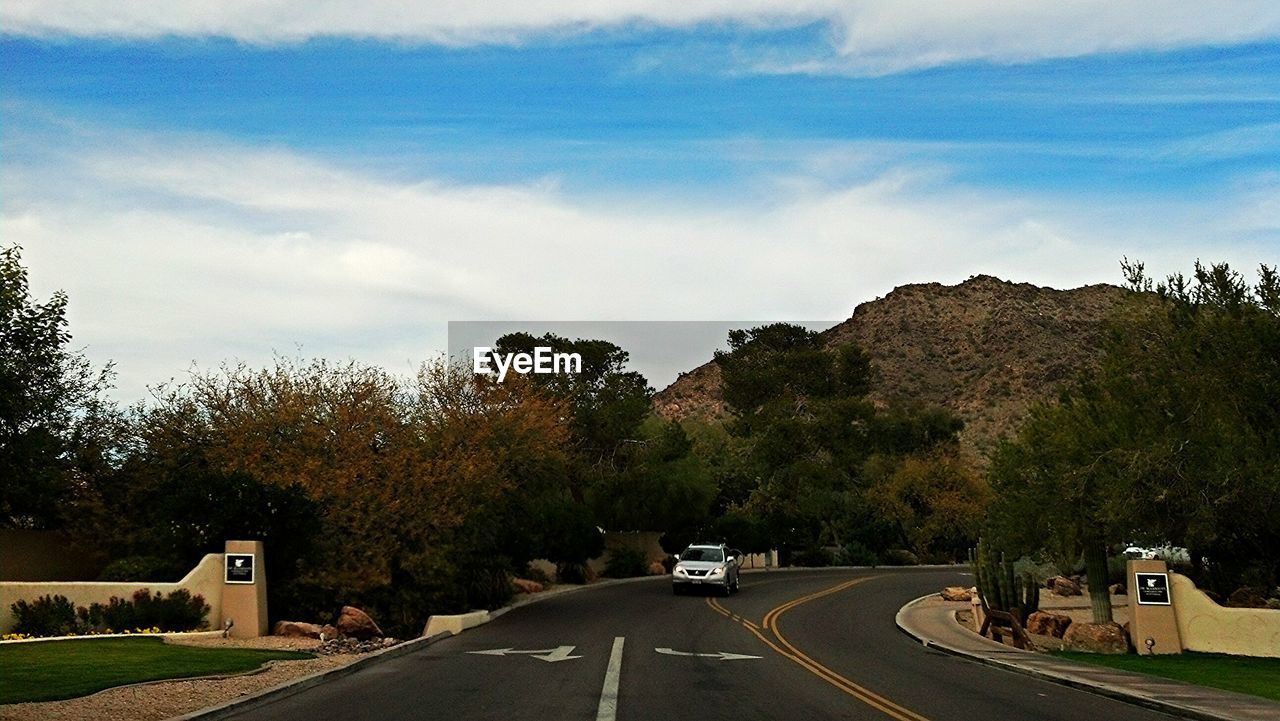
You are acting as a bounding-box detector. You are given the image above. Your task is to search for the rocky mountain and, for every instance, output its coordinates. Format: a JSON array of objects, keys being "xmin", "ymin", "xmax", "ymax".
[{"xmin": 654, "ymin": 275, "xmax": 1131, "ymax": 462}]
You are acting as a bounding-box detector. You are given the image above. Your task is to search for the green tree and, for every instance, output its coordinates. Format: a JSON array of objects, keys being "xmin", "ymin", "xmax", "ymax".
[
  {"xmin": 988, "ymin": 260, "xmax": 1280, "ymax": 617},
  {"xmin": 0, "ymin": 246, "xmax": 116, "ymax": 528},
  {"xmin": 716, "ymin": 323, "xmax": 963, "ymax": 558}
]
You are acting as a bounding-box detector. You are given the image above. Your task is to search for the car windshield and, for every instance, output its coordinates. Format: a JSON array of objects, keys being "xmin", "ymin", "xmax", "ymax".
[{"xmin": 680, "ymin": 548, "xmax": 724, "ymax": 563}]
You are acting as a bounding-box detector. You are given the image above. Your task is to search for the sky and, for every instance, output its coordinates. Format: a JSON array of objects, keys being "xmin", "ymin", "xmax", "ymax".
[{"xmin": 2, "ymin": 2, "xmax": 1278, "ymax": 401}]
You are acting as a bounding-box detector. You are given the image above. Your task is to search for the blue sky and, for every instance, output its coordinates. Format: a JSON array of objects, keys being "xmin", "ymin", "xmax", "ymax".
[{"xmin": 2, "ymin": 3, "xmax": 1278, "ymax": 399}]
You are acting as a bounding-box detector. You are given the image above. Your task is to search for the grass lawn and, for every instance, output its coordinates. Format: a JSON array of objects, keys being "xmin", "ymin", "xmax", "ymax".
[
  {"xmin": 0, "ymin": 636, "xmax": 313, "ymax": 704},
  {"xmin": 1053, "ymin": 651, "xmax": 1280, "ymax": 702}
]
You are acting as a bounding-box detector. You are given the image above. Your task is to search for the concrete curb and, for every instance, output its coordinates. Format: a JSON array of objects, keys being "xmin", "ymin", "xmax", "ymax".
[{"xmin": 893, "ymin": 594, "xmax": 1245, "ymax": 721}]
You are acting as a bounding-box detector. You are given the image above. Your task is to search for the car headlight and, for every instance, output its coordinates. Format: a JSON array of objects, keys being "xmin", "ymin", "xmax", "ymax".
[
  {"xmin": 673, "ymin": 565, "xmax": 686, "ymax": 575},
  {"xmin": 709, "ymin": 566, "xmax": 725, "ymax": 576}
]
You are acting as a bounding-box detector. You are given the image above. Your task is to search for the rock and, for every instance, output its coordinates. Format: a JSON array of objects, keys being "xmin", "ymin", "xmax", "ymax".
[
  {"xmin": 1109, "ymin": 583, "xmax": 1126, "ymax": 596},
  {"xmin": 1025, "ymin": 611, "xmax": 1072, "ymax": 638},
  {"xmin": 512, "ymin": 578, "xmax": 545, "ymax": 594},
  {"xmin": 273, "ymin": 620, "xmax": 323, "ymax": 638},
  {"xmin": 1062, "ymin": 622, "xmax": 1129, "ymax": 654},
  {"xmin": 319, "ymin": 624, "xmax": 339, "ymax": 641},
  {"xmin": 336, "ymin": 606, "xmax": 383, "ymax": 640},
  {"xmin": 317, "ymin": 636, "xmax": 402, "ymax": 655},
  {"xmin": 648, "ymin": 561, "xmax": 667, "ymax": 576},
  {"xmin": 940, "ymin": 586, "xmax": 972, "ymax": 602},
  {"xmin": 1050, "ymin": 577, "xmax": 1082, "ymax": 596}
]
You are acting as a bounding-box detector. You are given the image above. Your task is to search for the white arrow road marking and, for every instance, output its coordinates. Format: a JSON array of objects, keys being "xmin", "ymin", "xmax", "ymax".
[
  {"xmin": 467, "ymin": 646, "xmax": 582, "ymax": 662},
  {"xmin": 654, "ymin": 647, "xmax": 762, "ymax": 661}
]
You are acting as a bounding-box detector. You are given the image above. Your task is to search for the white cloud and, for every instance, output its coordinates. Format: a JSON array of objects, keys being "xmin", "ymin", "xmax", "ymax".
[
  {"xmin": 3, "ymin": 128, "xmax": 1275, "ymax": 403},
  {"xmin": 4, "ymin": 1, "xmax": 1279, "ymax": 73}
]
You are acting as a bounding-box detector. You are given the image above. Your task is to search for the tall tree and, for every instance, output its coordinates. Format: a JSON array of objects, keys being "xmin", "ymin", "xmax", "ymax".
[{"xmin": 0, "ymin": 245, "xmax": 116, "ymax": 528}]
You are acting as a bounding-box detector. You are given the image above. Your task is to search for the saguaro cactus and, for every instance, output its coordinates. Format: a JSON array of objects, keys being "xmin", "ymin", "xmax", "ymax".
[{"xmin": 972, "ymin": 538, "xmax": 1039, "ymax": 623}]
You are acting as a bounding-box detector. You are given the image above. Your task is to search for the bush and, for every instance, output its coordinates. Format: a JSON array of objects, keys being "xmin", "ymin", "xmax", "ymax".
[
  {"xmin": 79, "ymin": 589, "xmax": 210, "ymax": 632},
  {"xmin": 556, "ymin": 561, "xmax": 590, "ymax": 584},
  {"xmin": 837, "ymin": 541, "xmax": 879, "ymax": 567},
  {"xmin": 11, "ymin": 595, "xmax": 77, "ymax": 637},
  {"xmin": 603, "ymin": 548, "xmax": 648, "ymax": 578},
  {"xmin": 521, "ymin": 564, "xmax": 552, "ymax": 585},
  {"xmin": 98, "ymin": 556, "xmax": 186, "ymax": 582},
  {"xmin": 881, "ymin": 549, "xmax": 920, "ymax": 566}
]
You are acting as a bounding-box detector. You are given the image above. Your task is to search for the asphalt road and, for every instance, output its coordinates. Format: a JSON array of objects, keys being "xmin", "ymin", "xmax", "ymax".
[{"xmin": 226, "ymin": 568, "xmax": 1177, "ymax": 721}]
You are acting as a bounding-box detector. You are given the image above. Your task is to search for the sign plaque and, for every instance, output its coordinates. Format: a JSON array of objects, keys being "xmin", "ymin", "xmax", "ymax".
[
  {"xmin": 225, "ymin": 553, "xmax": 256, "ymax": 584},
  {"xmin": 1134, "ymin": 572, "xmax": 1171, "ymax": 605}
]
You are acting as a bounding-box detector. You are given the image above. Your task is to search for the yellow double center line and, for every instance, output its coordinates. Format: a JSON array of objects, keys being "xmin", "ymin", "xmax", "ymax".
[{"xmin": 706, "ymin": 577, "xmax": 932, "ymax": 721}]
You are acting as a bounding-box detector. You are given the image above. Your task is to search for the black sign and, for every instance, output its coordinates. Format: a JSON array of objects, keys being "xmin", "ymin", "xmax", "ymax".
[
  {"xmin": 1134, "ymin": 572, "xmax": 1170, "ymax": 605},
  {"xmin": 225, "ymin": 553, "xmax": 255, "ymax": 584}
]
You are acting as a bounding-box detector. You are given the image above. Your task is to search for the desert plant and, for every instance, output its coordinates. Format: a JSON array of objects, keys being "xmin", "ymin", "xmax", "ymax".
[
  {"xmin": 972, "ymin": 539, "xmax": 1039, "ymax": 622},
  {"xmin": 10, "ymin": 595, "xmax": 77, "ymax": 637},
  {"xmin": 78, "ymin": 589, "xmax": 209, "ymax": 632},
  {"xmin": 603, "ymin": 547, "xmax": 648, "ymax": 578}
]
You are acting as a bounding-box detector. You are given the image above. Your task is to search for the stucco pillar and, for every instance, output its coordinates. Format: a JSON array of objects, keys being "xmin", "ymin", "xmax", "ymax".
[
  {"xmin": 1128, "ymin": 559, "xmax": 1182, "ymax": 655},
  {"xmin": 221, "ymin": 540, "xmax": 268, "ymax": 638}
]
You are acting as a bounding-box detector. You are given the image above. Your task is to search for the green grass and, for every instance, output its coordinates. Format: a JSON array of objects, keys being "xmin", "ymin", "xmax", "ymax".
[
  {"xmin": 0, "ymin": 637, "xmax": 313, "ymax": 704},
  {"xmin": 1053, "ymin": 651, "xmax": 1280, "ymax": 702}
]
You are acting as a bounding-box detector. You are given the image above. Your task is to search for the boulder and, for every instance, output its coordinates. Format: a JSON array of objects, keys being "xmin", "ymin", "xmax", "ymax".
[
  {"xmin": 648, "ymin": 561, "xmax": 667, "ymax": 576},
  {"xmin": 1109, "ymin": 583, "xmax": 1126, "ymax": 596},
  {"xmin": 273, "ymin": 620, "xmax": 324, "ymax": 638},
  {"xmin": 512, "ymin": 578, "xmax": 545, "ymax": 594},
  {"xmin": 940, "ymin": 586, "xmax": 972, "ymax": 602},
  {"xmin": 336, "ymin": 606, "xmax": 383, "ymax": 640},
  {"xmin": 1050, "ymin": 577, "xmax": 1082, "ymax": 596},
  {"xmin": 1062, "ymin": 622, "xmax": 1129, "ymax": 654},
  {"xmin": 319, "ymin": 624, "xmax": 339, "ymax": 641},
  {"xmin": 1025, "ymin": 611, "xmax": 1072, "ymax": 638}
]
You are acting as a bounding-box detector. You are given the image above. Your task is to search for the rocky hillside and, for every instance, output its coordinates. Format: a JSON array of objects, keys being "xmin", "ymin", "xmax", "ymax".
[{"xmin": 654, "ymin": 275, "xmax": 1131, "ymax": 462}]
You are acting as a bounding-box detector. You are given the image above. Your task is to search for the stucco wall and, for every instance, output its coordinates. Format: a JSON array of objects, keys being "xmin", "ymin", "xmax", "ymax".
[
  {"xmin": 0, "ymin": 554, "xmax": 223, "ymax": 633},
  {"xmin": 1172, "ymin": 573, "xmax": 1280, "ymax": 658}
]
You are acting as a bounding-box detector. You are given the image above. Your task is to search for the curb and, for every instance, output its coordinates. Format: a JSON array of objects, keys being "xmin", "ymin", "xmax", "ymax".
[{"xmin": 893, "ymin": 594, "xmax": 1243, "ymax": 721}]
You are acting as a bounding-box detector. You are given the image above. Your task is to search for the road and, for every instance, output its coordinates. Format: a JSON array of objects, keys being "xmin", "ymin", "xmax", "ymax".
[{"xmin": 227, "ymin": 568, "xmax": 1177, "ymax": 720}]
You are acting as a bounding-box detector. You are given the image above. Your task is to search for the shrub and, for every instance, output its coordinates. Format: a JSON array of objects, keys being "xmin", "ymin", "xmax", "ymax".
[
  {"xmin": 98, "ymin": 556, "xmax": 185, "ymax": 582},
  {"xmin": 11, "ymin": 595, "xmax": 77, "ymax": 637},
  {"xmin": 79, "ymin": 589, "xmax": 210, "ymax": 632},
  {"xmin": 557, "ymin": 561, "xmax": 590, "ymax": 584},
  {"xmin": 838, "ymin": 541, "xmax": 879, "ymax": 567},
  {"xmin": 520, "ymin": 564, "xmax": 552, "ymax": 585},
  {"xmin": 881, "ymin": 549, "xmax": 920, "ymax": 566},
  {"xmin": 603, "ymin": 548, "xmax": 648, "ymax": 578}
]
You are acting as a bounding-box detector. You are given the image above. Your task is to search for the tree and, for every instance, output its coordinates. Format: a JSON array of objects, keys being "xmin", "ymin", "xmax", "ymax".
[
  {"xmin": 866, "ymin": 449, "xmax": 991, "ymax": 562},
  {"xmin": 0, "ymin": 245, "xmax": 116, "ymax": 528},
  {"xmin": 715, "ymin": 323, "xmax": 964, "ymax": 559},
  {"xmin": 988, "ymin": 260, "xmax": 1280, "ymax": 617}
]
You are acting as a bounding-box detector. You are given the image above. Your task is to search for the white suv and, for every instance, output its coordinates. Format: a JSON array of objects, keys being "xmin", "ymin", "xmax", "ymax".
[{"xmin": 672, "ymin": 544, "xmax": 742, "ymax": 596}]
